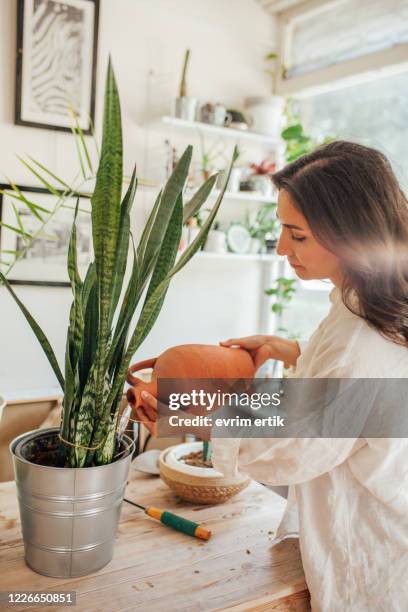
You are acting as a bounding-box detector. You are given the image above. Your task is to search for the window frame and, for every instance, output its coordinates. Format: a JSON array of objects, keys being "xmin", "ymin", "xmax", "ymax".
[{"xmin": 274, "ymin": 0, "xmax": 408, "ymax": 97}]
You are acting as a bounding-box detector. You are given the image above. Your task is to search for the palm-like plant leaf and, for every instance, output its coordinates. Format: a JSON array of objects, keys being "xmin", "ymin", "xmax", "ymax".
[{"xmin": 0, "ymin": 271, "xmax": 64, "ymax": 388}]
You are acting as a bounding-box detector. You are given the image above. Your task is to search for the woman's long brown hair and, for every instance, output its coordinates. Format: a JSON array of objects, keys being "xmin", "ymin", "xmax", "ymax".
[{"xmin": 272, "ymin": 140, "xmax": 408, "ymax": 346}]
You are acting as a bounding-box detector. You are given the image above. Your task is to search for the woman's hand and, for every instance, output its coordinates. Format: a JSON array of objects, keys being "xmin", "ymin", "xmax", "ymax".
[
  {"xmin": 133, "ymin": 391, "xmax": 211, "ymax": 440},
  {"xmin": 219, "ymin": 334, "xmax": 301, "ymax": 369},
  {"xmin": 134, "ymin": 391, "xmax": 158, "ymax": 437}
]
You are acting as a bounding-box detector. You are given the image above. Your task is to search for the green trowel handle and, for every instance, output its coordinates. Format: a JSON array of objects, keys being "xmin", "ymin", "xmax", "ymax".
[{"xmin": 145, "ymin": 507, "xmax": 212, "ymax": 541}]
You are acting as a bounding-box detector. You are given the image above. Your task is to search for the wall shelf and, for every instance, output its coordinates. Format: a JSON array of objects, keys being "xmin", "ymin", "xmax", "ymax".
[
  {"xmin": 211, "ymin": 189, "xmax": 276, "ymax": 203},
  {"xmin": 161, "ymin": 116, "xmax": 280, "ymax": 146},
  {"xmin": 189, "ymin": 250, "xmax": 276, "ymax": 263}
]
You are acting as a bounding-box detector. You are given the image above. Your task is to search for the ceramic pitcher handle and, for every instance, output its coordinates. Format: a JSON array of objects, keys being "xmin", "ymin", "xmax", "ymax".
[{"xmin": 127, "ymin": 357, "xmax": 157, "ymax": 385}]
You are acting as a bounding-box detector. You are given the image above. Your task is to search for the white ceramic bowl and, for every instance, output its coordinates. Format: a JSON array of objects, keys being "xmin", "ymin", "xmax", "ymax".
[{"xmin": 159, "ymin": 442, "xmax": 250, "ymax": 505}]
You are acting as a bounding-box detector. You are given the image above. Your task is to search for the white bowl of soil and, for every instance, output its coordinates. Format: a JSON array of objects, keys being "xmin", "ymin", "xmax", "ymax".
[{"xmin": 159, "ymin": 441, "xmax": 250, "ymax": 505}]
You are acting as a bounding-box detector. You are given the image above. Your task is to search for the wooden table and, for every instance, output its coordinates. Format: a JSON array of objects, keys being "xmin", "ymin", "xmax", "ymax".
[{"xmin": 0, "ymin": 465, "xmax": 309, "ymax": 611}]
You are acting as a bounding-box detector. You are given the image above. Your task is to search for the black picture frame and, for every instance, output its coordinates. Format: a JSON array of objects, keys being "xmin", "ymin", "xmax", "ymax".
[
  {"xmin": 15, "ymin": 0, "xmax": 99, "ymax": 134},
  {"xmin": 0, "ymin": 183, "xmax": 92, "ymax": 287}
]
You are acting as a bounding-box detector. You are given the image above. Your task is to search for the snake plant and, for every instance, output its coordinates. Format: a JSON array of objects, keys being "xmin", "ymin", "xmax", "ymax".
[{"xmin": 0, "ymin": 60, "xmax": 235, "ymax": 467}]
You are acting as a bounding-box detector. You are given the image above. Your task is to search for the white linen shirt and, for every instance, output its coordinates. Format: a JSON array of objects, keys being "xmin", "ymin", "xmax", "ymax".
[{"xmin": 211, "ymin": 288, "xmax": 408, "ymax": 612}]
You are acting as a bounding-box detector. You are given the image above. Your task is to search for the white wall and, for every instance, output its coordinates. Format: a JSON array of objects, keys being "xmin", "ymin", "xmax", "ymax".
[{"xmin": 0, "ymin": 0, "xmax": 277, "ymax": 396}]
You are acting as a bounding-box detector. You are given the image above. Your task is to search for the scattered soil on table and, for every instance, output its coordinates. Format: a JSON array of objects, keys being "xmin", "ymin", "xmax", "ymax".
[{"xmin": 180, "ymin": 450, "xmax": 213, "ymax": 468}]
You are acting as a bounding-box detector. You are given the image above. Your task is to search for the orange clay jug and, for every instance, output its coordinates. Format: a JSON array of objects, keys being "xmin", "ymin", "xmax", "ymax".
[{"xmin": 126, "ymin": 343, "xmax": 256, "ymax": 410}]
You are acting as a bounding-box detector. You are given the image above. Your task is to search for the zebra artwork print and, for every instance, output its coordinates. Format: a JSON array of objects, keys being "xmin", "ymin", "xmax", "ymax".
[
  {"xmin": 17, "ymin": 0, "xmax": 98, "ymax": 132},
  {"xmin": 30, "ymin": 0, "xmax": 84, "ymax": 116}
]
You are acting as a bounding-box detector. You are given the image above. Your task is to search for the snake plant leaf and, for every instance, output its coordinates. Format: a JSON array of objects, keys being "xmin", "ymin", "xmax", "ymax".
[
  {"xmin": 0, "ymin": 271, "xmax": 64, "ymax": 389},
  {"xmin": 173, "ymin": 146, "xmax": 237, "ymax": 274},
  {"xmin": 91, "ymin": 58, "xmax": 123, "ymax": 414},
  {"xmin": 81, "ymin": 262, "xmax": 97, "ymax": 314},
  {"xmin": 138, "ymin": 191, "xmax": 183, "ymax": 346},
  {"xmin": 95, "ymin": 413, "xmax": 117, "ymax": 465},
  {"xmin": 80, "ymin": 271, "xmax": 99, "ymax": 392},
  {"xmin": 182, "ymin": 173, "xmax": 217, "ymax": 223},
  {"xmin": 106, "ymin": 193, "xmax": 183, "ymax": 408},
  {"xmin": 105, "ymin": 148, "xmax": 236, "ymax": 414},
  {"xmin": 137, "ymin": 145, "xmax": 192, "ymax": 284},
  {"xmin": 136, "ymin": 188, "xmax": 162, "ymax": 278},
  {"xmin": 74, "ymin": 365, "xmax": 96, "ymax": 467},
  {"xmin": 108, "ymin": 166, "xmax": 137, "ymax": 327},
  {"xmin": 108, "ymin": 179, "xmax": 175, "ymax": 373},
  {"xmin": 107, "ymin": 237, "xmax": 139, "ymax": 377},
  {"xmin": 88, "ymin": 370, "xmax": 114, "ymax": 464},
  {"xmin": 61, "ymin": 333, "xmax": 75, "ymax": 444},
  {"xmin": 67, "ymin": 207, "xmax": 84, "ymax": 370}
]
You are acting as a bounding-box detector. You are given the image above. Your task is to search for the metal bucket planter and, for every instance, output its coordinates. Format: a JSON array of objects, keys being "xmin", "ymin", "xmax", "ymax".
[{"xmin": 10, "ymin": 427, "xmax": 134, "ymax": 578}]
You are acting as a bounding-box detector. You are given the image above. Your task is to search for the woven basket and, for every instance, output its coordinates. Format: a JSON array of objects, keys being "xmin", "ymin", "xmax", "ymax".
[{"xmin": 159, "ymin": 446, "xmax": 250, "ymax": 505}]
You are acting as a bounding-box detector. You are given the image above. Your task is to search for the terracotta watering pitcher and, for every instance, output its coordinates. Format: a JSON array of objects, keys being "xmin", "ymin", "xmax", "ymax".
[{"xmin": 126, "ymin": 343, "xmax": 256, "ymax": 410}]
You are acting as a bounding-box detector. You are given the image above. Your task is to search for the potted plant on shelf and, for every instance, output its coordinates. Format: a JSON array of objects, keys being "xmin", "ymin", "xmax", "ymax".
[
  {"xmin": 249, "ymin": 159, "xmax": 276, "ymax": 198},
  {"xmin": 174, "ymin": 48, "xmax": 198, "ymax": 122},
  {"xmin": 1, "ymin": 60, "xmax": 234, "ymax": 579},
  {"xmin": 245, "ymin": 202, "xmax": 279, "ymax": 254}
]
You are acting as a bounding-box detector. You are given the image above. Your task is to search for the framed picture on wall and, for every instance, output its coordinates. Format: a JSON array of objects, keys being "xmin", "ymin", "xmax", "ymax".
[
  {"xmin": 0, "ymin": 184, "xmax": 92, "ymax": 286},
  {"xmin": 15, "ymin": 0, "xmax": 99, "ymax": 133}
]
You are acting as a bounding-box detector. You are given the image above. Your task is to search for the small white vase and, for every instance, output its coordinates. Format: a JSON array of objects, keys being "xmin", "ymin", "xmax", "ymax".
[
  {"xmin": 216, "ymin": 167, "xmax": 241, "ymax": 192},
  {"xmin": 252, "ymin": 175, "xmax": 274, "ymax": 198},
  {"xmin": 173, "ymin": 97, "xmax": 198, "ymax": 122},
  {"xmin": 244, "ymin": 96, "xmax": 285, "ymax": 138}
]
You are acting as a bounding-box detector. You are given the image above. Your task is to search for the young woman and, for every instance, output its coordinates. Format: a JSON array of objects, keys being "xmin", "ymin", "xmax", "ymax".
[{"xmin": 137, "ymin": 141, "xmax": 408, "ymax": 611}]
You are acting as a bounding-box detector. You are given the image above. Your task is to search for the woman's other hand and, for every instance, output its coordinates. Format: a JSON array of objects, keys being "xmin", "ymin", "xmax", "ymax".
[{"xmin": 219, "ymin": 334, "xmax": 301, "ymax": 370}]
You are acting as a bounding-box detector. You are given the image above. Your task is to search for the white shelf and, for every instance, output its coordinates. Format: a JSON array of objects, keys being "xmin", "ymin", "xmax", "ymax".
[
  {"xmin": 192, "ymin": 251, "xmax": 275, "ymax": 263},
  {"xmin": 212, "ymin": 189, "xmax": 276, "ymax": 204},
  {"xmin": 161, "ymin": 116, "xmax": 280, "ymax": 146}
]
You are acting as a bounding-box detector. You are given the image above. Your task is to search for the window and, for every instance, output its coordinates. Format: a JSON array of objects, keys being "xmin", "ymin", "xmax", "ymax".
[
  {"xmin": 289, "ymin": 0, "xmax": 408, "ymax": 77},
  {"xmin": 297, "ymin": 71, "xmax": 408, "ymax": 190},
  {"xmin": 273, "ymin": 1, "xmax": 408, "ymax": 339},
  {"xmin": 275, "ymin": 0, "xmax": 408, "ymax": 96}
]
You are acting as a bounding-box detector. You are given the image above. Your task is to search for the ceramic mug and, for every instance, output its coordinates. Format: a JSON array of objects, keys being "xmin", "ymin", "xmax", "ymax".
[
  {"xmin": 213, "ymin": 104, "xmax": 232, "ymax": 127},
  {"xmin": 200, "ymin": 103, "xmax": 232, "ymax": 127}
]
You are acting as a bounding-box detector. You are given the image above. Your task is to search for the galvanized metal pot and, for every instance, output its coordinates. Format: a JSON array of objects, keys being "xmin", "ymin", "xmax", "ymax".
[{"xmin": 10, "ymin": 427, "xmax": 134, "ymax": 578}]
